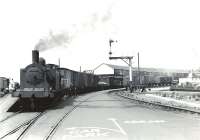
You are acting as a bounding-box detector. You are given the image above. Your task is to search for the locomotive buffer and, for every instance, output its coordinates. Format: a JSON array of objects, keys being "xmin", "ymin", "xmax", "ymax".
[{"xmin": 108, "ymin": 39, "xmax": 134, "ymax": 92}]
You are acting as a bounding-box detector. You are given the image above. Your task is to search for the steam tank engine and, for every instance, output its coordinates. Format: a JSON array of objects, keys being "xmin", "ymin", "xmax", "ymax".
[
  {"xmin": 18, "ymin": 50, "xmax": 62, "ymax": 98},
  {"xmin": 13, "ymin": 50, "xmax": 99, "ymax": 110},
  {"xmin": 13, "ymin": 50, "xmax": 64, "ymax": 110}
]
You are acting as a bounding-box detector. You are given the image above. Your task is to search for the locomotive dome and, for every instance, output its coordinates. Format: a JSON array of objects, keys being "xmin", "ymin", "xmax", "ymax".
[{"xmin": 39, "ymin": 57, "xmax": 46, "ymax": 65}]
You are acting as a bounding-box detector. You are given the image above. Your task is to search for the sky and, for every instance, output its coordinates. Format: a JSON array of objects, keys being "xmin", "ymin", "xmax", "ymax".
[{"xmin": 0, "ymin": 0, "xmax": 200, "ymax": 82}]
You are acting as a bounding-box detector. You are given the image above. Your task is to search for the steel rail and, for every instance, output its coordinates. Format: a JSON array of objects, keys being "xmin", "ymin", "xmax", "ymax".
[
  {"xmin": 0, "ymin": 112, "xmax": 42, "ymax": 140},
  {"xmin": 45, "ymin": 94, "xmax": 98, "ymax": 140}
]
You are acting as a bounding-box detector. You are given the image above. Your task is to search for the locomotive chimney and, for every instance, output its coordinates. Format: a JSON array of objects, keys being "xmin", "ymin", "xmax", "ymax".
[{"xmin": 32, "ymin": 50, "xmax": 39, "ymax": 64}]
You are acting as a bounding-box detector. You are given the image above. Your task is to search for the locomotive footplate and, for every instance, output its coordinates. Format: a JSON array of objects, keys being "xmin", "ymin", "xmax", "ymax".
[{"xmin": 12, "ymin": 88, "xmax": 54, "ymax": 98}]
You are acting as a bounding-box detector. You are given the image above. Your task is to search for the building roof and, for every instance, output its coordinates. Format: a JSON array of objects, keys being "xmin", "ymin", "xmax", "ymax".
[{"xmin": 94, "ymin": 63, "xmax": 189, "ymax": 73}]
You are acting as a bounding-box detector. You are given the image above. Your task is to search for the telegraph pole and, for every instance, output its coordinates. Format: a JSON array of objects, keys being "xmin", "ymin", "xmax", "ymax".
[
  {"xmin": 58, "ymin": 58, "xmax": 60, "ymax": 67},
  {"xmin": 138, "ymin": 52, "xmax": 140, "ymax": 85},
  {"xmin": 129, "ymin": 58, "xmax": 133, "ymax": 82},
  {"xmin": 108, "ymin": 39, "xmax": 133, "ymax": 88}
]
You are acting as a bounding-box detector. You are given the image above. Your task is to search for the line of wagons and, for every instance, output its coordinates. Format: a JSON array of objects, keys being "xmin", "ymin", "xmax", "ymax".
[
  {"xmin": 54, "ymin": 66, "xmax": 100, "ymax": 95},
  {"xmin": 126, "ymin": 75, "xmax": 177, "ymax": 92}
]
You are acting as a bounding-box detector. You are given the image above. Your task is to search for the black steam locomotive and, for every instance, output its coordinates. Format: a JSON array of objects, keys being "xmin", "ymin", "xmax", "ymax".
[{"xmin": 13, "ymin": 50, "xmax": 99, "ymax": 110}]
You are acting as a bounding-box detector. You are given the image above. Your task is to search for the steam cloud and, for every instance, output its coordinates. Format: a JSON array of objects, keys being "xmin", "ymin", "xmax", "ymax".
[
  {"xmin": 35, "ymin": 31, "xmax": 71, "ymax": 52},
  {"xmin": 35, "ymin": 1, "xmax": 116, "ymax": 52}
]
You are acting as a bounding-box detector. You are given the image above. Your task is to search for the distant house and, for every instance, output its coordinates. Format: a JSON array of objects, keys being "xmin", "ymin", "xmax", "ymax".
[{"xmin": 93, "ymin": 63, "xmax": 116, "ymax": 75}]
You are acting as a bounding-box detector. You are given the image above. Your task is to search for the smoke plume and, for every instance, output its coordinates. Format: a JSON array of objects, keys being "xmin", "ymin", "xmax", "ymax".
[
  {"xmin": 35, "ymin": 1, "xmax": 116, "ymax": 52},
  {"xmin": 34, "ymin": 31, "xmax": 71, "ymax": 52}
]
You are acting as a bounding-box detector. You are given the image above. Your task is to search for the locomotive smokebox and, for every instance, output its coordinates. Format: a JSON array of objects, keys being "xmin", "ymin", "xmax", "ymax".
[{"xmin": 32, "ymin": 50, "xmax": 39, "ymax": 64}]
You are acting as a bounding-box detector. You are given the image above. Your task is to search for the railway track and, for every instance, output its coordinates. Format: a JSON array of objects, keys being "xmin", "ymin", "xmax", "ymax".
[
  {"xmin": 0, "ymin": 112, "xmax": 43, "ymax": 140},
  {"xmin": 0, "ymin": 96, "xmax": 64, "ymax": 140},
  {"xmin": 0, "ymin": 92, "xmax": 101, "ymax": 140},
  {"xmin": 11, "ymin": 94, "xmax": 98, "ymax": 140},
  {"xmin": 44, "ymin": 94, "xmax": 97, "ymax": 140},
  {"xmin": 16, "ymin": 111, "xmax": 47, "ymax": 140}
]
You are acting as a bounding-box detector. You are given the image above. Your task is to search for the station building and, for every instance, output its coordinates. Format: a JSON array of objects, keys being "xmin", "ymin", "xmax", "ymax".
[{"xmin": 93, "ymin": 63, "xmax": 189, "ymax": 87}]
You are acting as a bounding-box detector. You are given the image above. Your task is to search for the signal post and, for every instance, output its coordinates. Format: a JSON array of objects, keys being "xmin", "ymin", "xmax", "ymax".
[{"xmin": 108, "ymin": 39, "xmax": 134, "ymax": 92}]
